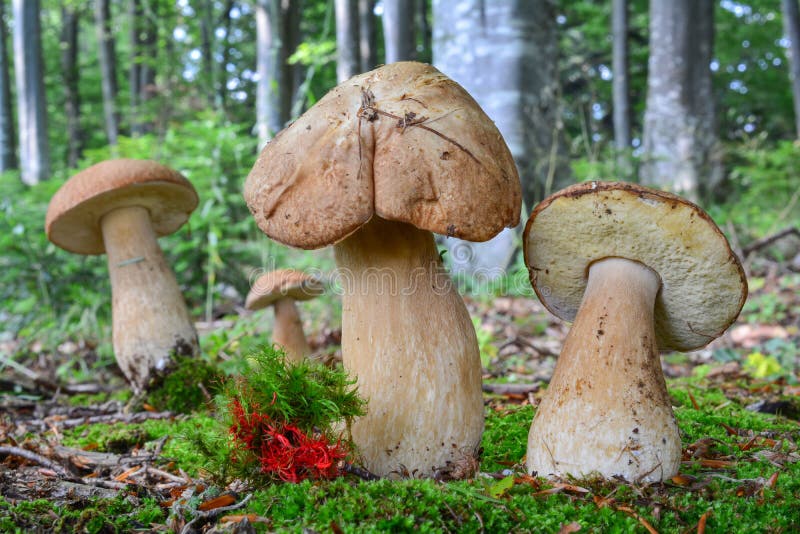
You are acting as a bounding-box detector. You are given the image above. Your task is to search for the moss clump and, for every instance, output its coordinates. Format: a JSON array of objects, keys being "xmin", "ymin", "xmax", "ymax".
[
  {"xmin": 143, "ymin": 355, "xmax": 223, "ymax": 414},
  {"xmin": 0, "ymin": 496, "xmax": 164, "ymax": 533},
  {"xmin": 189, "ymin": 345, "xmax": 366, "ymax": 486}
]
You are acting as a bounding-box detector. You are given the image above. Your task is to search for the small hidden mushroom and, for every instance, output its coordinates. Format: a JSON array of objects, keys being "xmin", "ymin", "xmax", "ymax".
[
  {"xmin": 244, "ymin": 61, "xmax": 521, "ymax": 477},
  {"xmin": 523, "ymin": 181, "xmax": 747, "ymax": 482},
  {"xmin": 245, "ymin": 269, "xmax": 324, "ymax": 362},
  {"xmin": 45, "ymin": 159, "xmax": 200, "ymax": 393}
]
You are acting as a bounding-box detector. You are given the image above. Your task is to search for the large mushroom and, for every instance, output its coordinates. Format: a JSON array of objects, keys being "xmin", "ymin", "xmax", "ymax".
[
  {"xmin": 523, "ymin": 181, "xmax": 747, "ymax": 482},
  {"xmin": 45, "ymin": 159, "xmax": 200, "ymax": 392},
  {"xmin": 244, "ymin": 61, "xmax": 521, "ymax": 477},
  {"xmin": 245, "ymin": 269, "xmax": 324, "ymax": 362}
]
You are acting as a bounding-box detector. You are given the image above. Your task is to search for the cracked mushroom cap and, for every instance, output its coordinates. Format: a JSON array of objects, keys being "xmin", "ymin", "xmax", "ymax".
[
  {"xmin": 244, "ymin": 61, "xmax": 521, "ymax": 249},
  {"xmin": 245, "ymin": 269, "xmax": 325, "ymax": 310},
  {"xmin": 46, "ymin": 159, "xmax": 198, "ymax": 255},
  {"xmin": 524, "ymin": 181, "xmax": 748, "ymax": 352}
]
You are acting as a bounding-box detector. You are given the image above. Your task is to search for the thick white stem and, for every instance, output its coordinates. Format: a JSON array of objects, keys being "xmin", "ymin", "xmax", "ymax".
[
  {"xmin": 101, "ymin": 205, "xmax": 198, "ymax": 392},
  {"xmin": 272, "ymin": 297, "xmax": 311, "ymax": 363},
  {"xmin": 527, "ymin": 257, "xmax": 680, "ymax": 482},
  {"xmin": 334, "ymin": 217, "xmax": 484, "ymax": 478}
]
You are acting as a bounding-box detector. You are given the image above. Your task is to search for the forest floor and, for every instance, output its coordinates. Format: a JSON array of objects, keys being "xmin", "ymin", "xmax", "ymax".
[{"xmin": 1, "ymin": 258, "xmax": 799, "ymax": 532}]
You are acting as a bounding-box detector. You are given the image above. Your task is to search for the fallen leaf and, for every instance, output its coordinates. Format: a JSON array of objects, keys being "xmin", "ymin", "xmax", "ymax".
[
  {"xmin": 698, "ymin": 459, "xmax": 734, "ymax": 468},
  {"xmin": 670, "ymin": 474, "xmax": 696, "ymax": 487},
  {"xmin": 557, "ymin": 522, "xmax": 581, "ymax": 533},
  {"xmin": 488, "ymin": 475, "xmax": 515, "ymax": 498},
  {"xmin": 198, "ymin": 494, "xmax": 236, "ymax": 511},
  {"xmin": 552, "ymin": 482, "xmax": 590, "ymax": 494},
  {"xmin": 114, "ymin": 466, "xmax": 142, "ymax": 482},
  {"xmin": 766, "ymin": 471, "xmax": 779, "ymax": 489},
  {"xmin": 220, "ymin": 514, "xmax": 269, "ymax": 524},
  {"xmin": 730, "ymin": 324, "xmax": 788, "ymax": 348},
  {"xmin": 614, "ymin": 505, "xmax": 659, "ymax": 534},
  {"xmin": 696, "ymin": 509, "xmax": 711, "ymax": 534}
]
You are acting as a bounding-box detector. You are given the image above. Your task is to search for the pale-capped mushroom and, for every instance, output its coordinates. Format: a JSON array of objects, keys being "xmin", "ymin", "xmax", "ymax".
[
  {"xmin": 45, "ymin": 159, "xmax": 200, "ymax": 392},
  {"xmin": 245, "ymin": 269, "xmax": 324, "ymax": 362},
  {"xmin": 244, "ymin": 61, "xmax": 521, "ymax": 477},
  {"xmin": 524, "ymin": 181, "xmax": 747, "ymax": 482}
]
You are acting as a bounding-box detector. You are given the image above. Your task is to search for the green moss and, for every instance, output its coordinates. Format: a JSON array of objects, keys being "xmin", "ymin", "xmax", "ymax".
[
  {"xmin": 480, "ymin": 404, "xmax": 532, "ymax": 472},
  {"xmin": 0, "ymin": 496, "xmax": 164, "ymax": 533},
  {"xmin": 143, "ymin": 355, "xmax": 224, "ymax": 414},
  {"xmin": 61, "ymin": 415, "xmax": 219, "ymax": 476},
  {"xmin": 47, "ymin": 381, "xmax": 800, "ymax": 532}
]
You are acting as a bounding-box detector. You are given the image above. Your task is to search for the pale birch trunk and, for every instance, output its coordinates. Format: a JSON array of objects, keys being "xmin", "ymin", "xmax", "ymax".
[
  {"xmin": 13, "ymin": 0, "xmax": 50, "ymax": 185},
  {"xmin": 783, "ymin": 0, "xmax": 800, "ymax": 139},
  {"xmin": 642, "ymin": 0, "xmax": 721, "ymax": 200},
  {"xmin": 0, "ymin": 0, "xmax": 16, "ymax": 171},
  {"xmin": 335, "ymin": 0, "xmax": 360, "ymax": 82},
  {"xmin": 383, "ymin": 0, "xmax": 415, "ymax": 63},
  {"xmin": 433, "ymin": 0, "xmax": 569, "ymax": 278}
]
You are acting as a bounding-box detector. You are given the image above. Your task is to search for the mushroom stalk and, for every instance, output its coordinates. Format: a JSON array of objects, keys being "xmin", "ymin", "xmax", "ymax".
[
  {"xmin": 527, "ymin": 257, "xmax": 681, "ymax": 482},
  {"xmin": 272, "ymin": 297, "xmax": 312, "ymax": 362},
  {"xmin": 334, "ymin": 216, "xmax": 484, "ymax": 478},
  {"xmin": 101, "ymin": 206, "xmax": 199, "ymax": 392}
]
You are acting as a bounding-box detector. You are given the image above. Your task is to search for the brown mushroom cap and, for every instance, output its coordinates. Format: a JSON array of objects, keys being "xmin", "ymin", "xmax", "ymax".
[
  {"xmin": 244, "ymin": 61, "xmax": 521, "ymax": 249},
  {"xmin": 245, "ymin": 269, "xmax": 325, "ymax": 310},
  {"xmin": 523, "ymin": 181, "xmax": 748, "ymax": 351},
  {"xmin": 45, "ymin": 159, "xmax": 199, "ymax": 255}
]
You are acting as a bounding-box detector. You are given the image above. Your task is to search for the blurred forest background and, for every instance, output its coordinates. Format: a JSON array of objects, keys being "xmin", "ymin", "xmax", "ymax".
[{"xmin": 1, "ymin": 0, "xmax": 799, "ymax": 380}]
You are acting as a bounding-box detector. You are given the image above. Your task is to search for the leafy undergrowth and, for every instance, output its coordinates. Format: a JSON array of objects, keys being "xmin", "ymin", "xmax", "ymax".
[{"xmin": 1, "ymin": 378, "xmax": 794, "ymax": 533}]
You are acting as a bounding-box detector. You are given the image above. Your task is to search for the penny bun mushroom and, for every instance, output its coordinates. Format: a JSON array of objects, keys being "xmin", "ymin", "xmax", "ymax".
[
  {"xmin": 45, "ymin": 159, "xmax": 200, "ymax": 392},
  {"xmin": 244, "ymin": 61, "xmax": 521, "ymax": 478},
  {"xmin": 523, "ymin": 181, "xmax": 747, "ymax": 482},
  {"xmin": 245, "ymin": 269, "xmax": 324, "ymax": 362}
]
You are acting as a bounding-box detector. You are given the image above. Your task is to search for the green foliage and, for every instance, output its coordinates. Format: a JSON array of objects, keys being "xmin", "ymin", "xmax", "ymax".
[
  {"xmin": 709, "ymin": 140, "xmax": 800, "ymax": 238},
  {"xmin": 143, "ymin": 355, "xmax": 224, "ymax": 414}
]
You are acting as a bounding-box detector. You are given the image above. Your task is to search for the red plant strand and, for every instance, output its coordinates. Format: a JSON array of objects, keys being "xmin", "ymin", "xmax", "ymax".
[{"xmin": 227, "ymin": 399, "xmax": 348, "ymax": 483}]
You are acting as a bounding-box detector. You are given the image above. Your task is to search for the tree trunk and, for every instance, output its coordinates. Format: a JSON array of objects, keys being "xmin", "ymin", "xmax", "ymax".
[
  {"xmin": 358, "ymin": 0, "xmax": 377, "ymax": 71},
  {"xmin": 0, "ymin": 0, "xmax": 16, "ymax": 171},
  {"xmin": 783, "ymin": 0, "xmax": 800, "ymax": 139},
  {"xmin": 95, "ymin": 0, "xmax": 119, "ymax": 146},
  {"xmin": 612, "ymin": 0, "xmax": 631, "ymax": 175},
  {"xmin": 433, "ymin": 0, "xmax": 569, "ymax": 277},
  {"xmin": 61, "ymin": 5, "xmax": 82, "ymax": 169},
  {"xmin": 383, "ymin": 0, "xmax": 415, "ymax": 62},
  {"xmin": 417, "ymin": 0, "xmax": 431, "ymax": 59},
  {"xmin": 217, "ymin": 0, "xmax": 236, "ymax": 111},
  {"xmin": 642, "ymin": 0, "xmax": 721, "ymax": 200},
  {"xmin": 335, "ymin": 0, "xmax": 360, "ymax": 82},
  {"xmin": 199, "ymin": 0, "xmax": 217, "ymax": 108},
  {"xmin": 128, "ymin": 0, "xmax": 142, "ymax": 134},
  {"xmin": 255, "ymin": 0, "xmax": 300, "ymax": 147},
  {"xmin": 129, "ymin": 0, "xmax": 157, "ymax": 136},
  {"xmin": 13, "ymin": 0, "xmax": 49, "ymax": 185}
]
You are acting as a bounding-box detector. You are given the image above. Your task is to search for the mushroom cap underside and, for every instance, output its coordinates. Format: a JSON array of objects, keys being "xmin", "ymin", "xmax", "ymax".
[
  {"xmin": 46, "ymin": 159, "xmax": 198, "ymax": 255},
  {"xmin": 523, "ymin": 181, "xmax": 748, "ymax": 351},
  {"xmin": 245, "ymin": 269, "xmax": 325, "ymax": 310},
  {"xmin": 244, "ymin": 61, "xmax": 521, "ymax": 249}
]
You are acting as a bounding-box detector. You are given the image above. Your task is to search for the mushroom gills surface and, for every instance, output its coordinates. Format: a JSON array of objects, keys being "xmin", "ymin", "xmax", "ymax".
[
  {"xmin": 334, "ymin": 216, "xmax": 484, "ymax": 478},
  {"xmin": 527, "ymin": 257, "xmax": 681, "ymax": 483},
  {"xmin": 101, "ymin": 205, "xmax": 199, "ymax": 392}
]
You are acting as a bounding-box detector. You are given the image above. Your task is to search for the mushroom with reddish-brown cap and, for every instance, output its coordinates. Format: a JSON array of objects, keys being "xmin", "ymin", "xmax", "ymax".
[
  {"xmin": 523, "ymin": 181, "xmax": 747, "ymax": 482},
  {"xmin": 244, "ymin": 61, "xmax": 521, "ymax": 478},
  {"xmin": 245, "ymin": 269, "xmax": 324, "ymax": 362},
  {"xmin": 45, "ymin": 159, "xmax": 200, "ymax": 393}
]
